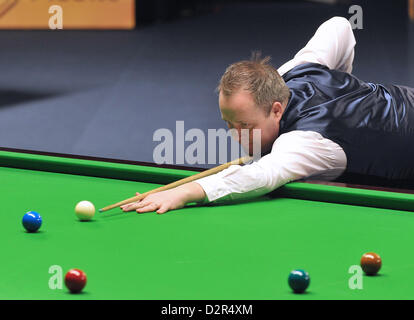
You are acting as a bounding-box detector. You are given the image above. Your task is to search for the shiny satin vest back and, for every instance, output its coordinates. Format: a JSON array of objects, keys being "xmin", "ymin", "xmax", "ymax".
[{"xmin": 280, "ymin": 63, "xmax": 414, "ymax": 185}]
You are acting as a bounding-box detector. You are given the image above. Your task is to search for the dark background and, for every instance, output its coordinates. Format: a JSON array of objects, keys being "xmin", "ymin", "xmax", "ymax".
[{"xmin": 0, "ymin": 0, "xmax": 412, "ymax": 168}]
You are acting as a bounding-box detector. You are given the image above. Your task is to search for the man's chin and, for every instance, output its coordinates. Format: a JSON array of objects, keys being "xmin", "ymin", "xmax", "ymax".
[{"xmin": 241, "ymin": 145, "xmax": 252, "ymax": 156}]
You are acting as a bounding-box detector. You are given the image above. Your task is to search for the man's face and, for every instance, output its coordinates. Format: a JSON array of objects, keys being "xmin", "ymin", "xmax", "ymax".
[{"xmin": 219, "ymin": 89, "xmax": 284, "ymax": 156}]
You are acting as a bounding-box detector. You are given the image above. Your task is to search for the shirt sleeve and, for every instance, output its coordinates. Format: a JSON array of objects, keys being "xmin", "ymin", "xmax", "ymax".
[
  {"xmin": 278, "ymin": 16, "xmax": 356, "ymax": 76},
  {"xmin": 194, "ymin": 130, "xmax": 347, "ymax": 203}
]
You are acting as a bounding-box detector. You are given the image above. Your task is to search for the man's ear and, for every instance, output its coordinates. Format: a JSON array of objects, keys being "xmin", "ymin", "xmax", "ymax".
[{"xmin": 271, "ymin": 101, "xmax": 284, "ymax": 119}]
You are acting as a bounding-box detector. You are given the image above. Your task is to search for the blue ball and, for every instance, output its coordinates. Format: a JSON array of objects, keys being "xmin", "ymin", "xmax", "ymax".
[
  {"xmin": 288, "ymin": 269, "xmax": 310, "ymax": 293},
  {"xmin": 22, "ymin": 211, "xmax": 42, "ymax": 232}
]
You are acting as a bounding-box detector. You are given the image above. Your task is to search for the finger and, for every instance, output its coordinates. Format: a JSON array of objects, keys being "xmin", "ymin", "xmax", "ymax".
[
  {"xmin": 121, "ymin": 202, "xmax": 136, "ymax": 211},
  {"xmin": 156, "ymin": 204, "xmax": 169, "ymax": 214},
  {"xmin": 120, "ymin": 192, "xmax": 142, "ymax": 210},
  {"xmin": 122, "ymin": 201, "xmax": 148, "ymax": 212},
  {"xmin": 136, "ymin": 202, "xmax": 160, "ymax": 213},
  {"xmin": 120, "ymin": 202, "xmax": 135, "ymax": 211}
]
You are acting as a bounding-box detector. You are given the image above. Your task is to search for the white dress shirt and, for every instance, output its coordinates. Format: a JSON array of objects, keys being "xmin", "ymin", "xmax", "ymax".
[{"xmin": 196, "ymin": 16, "xmax": 354, "ymax": 202}]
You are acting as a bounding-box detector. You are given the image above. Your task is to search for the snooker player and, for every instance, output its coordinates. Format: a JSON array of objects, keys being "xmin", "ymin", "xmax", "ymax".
[{"xmin": 121, "ymin": 16, "xmax": 414, "ymax": 214}]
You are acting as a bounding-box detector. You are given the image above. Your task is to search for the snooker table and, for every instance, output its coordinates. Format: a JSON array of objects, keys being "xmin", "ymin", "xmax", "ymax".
[{"xmin": 2, "ymin": 148, "xmax": 414, "ymax": 300}]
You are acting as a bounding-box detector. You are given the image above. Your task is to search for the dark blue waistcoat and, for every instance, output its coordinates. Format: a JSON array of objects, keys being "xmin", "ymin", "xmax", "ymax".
[{"xmin": 280, "ymin": 62, "xmax": 414, "ymax": 188}]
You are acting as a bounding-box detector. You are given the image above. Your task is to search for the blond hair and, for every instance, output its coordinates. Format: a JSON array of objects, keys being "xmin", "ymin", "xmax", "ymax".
[{"xmin": 217, "ymin": 52, "xmax": 290, "ymax": 115}]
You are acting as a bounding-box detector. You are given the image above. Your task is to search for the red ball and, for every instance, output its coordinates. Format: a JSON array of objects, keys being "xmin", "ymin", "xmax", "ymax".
[
  {"xmin": 65, "ymin": 269, "xmax": 87, "ymax": 293},
  {"xmin": 360, "ymin": 252, "xmax": 382, "ymax": 275}
]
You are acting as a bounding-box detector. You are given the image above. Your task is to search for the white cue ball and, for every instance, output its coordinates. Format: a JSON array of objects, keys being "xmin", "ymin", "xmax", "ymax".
[{"xmin": 75, "ymin": 201, "xmax": 95, "ymax": 221}]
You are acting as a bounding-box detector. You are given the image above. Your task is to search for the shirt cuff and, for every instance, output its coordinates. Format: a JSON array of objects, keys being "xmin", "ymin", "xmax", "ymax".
[{"xmin": 194, "ymin": 175, "xmax": 231, "ymax": 203}]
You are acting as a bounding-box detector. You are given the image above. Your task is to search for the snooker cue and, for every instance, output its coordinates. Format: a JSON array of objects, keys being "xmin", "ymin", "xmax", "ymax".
[{"xmin": 99, "ymin": 155, "xmax": 253, "ymax": 212}]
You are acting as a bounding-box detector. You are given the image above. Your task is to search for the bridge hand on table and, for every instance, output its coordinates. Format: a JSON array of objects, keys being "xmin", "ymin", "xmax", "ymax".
[{"xmin": 120, "ymin": 190, "xmax": 186, "ymax": 214}]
